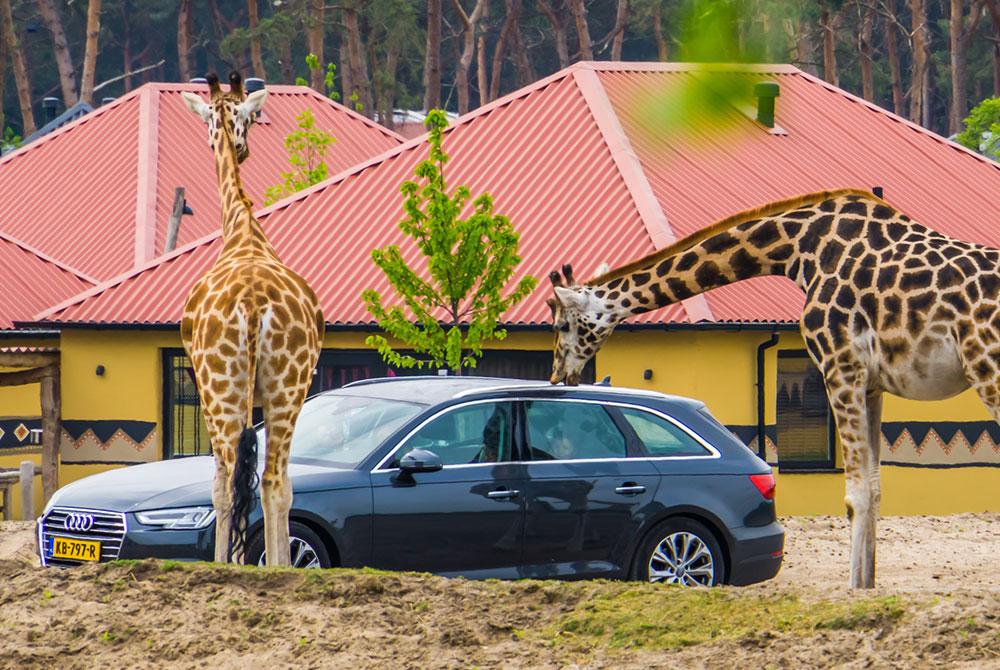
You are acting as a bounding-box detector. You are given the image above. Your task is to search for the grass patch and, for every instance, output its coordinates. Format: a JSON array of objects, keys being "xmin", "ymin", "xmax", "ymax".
[{"xmin": 544, "ymin": 587, "xmax": 906, "ymax": 650}]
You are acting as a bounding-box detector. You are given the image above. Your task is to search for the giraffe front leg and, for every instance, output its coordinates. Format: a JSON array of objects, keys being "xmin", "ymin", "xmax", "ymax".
[{"xmin": 827, "ymin": 370, "xmax": 880, "ymax": 589}]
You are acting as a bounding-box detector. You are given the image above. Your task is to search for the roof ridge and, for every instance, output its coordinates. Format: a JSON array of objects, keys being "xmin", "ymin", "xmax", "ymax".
[
  {"xmin": 134, "ymin": 86, "xmax": 160, "ymax": 267},
  {"xmin": 570, "ymin": 66, "xmax": 714, "ymax": 323},
  {"xmin": 0, "ymin": 231, "xmax": 97, "ymax": 284},
  {"xmin": 576, "ymin": 61, "xmax": 801, "ymax": 74}
]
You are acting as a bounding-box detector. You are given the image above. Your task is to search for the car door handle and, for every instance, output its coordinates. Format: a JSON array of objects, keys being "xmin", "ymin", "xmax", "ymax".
[
  {"xmin": 615, "ymin": 484, "xmax": 646, "ymax": 495},
  {"xmin": 487, "ymin": 489, "xmax": 520, "ymax": 500}
]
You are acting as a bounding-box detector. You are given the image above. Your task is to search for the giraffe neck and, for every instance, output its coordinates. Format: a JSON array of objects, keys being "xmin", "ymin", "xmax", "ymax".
[
  {"xmin": 212, "ymin": 108, "xmax": 273, "ymax": 256},
  {"xmin": 590, "ymin": 191, "xmax": 898, "ymax": 321}
]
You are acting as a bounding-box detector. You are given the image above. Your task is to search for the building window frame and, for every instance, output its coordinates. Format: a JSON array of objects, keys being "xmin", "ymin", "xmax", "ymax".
[{"xmin": 775, "ymin": 349, "xmax": 837, "ymax": 472}]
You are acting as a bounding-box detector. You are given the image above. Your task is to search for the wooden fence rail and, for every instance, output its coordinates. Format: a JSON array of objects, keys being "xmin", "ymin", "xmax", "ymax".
[{"xmin": 0, "ymin": 460, "xmax": 41, "ymax": 521}]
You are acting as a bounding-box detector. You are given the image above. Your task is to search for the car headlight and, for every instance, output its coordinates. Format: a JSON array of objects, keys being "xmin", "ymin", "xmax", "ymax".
[{"xmin": 134, "ymin": 506, "xmax": 216, "ymax": 529}]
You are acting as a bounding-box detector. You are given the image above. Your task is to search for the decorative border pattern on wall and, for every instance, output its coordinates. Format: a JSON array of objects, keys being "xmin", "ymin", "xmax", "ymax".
[
  {"xmin": 0, "ymin": 418, "xmax": 43, "ymax": 454},
  {"xmin": 727, "ymin": 422, "xmax": 1000, "ymax": 466},
  {"xmin": 60, "ymin": 420, "xmax": 158, "ymax": 464}
]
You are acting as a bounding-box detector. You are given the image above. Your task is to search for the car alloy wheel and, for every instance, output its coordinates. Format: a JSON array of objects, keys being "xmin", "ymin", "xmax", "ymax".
[
  {"xmin": 258, "ymin": 536, "xmax": 322, "ymax": 568},
  {"xmin": 647, "ymin": 531, "xmax": 715, "ymax": 586},
  {"xmin": 249, "ymin": 520, "xmax": 332, "ymax": 568},
  {"xmin": 636, "ymin": 518, "xmax": 724, "ymax": 587}
]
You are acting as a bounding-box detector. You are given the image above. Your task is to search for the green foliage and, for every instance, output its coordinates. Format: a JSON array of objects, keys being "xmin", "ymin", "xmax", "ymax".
[
  {"xmin": 362, "ymin": 109, "xmax": 538, "ymax": 374},
  {"xmin": 2, "ymin": 127, "xmax": 22, "ymax": 151},
  {"xmin": 264, "ymin": 109, "xmax": 336, "ymax": 205},
  {"xmin": 956, "ymin": 98, "xmax": 1000, "ymax": 159}
]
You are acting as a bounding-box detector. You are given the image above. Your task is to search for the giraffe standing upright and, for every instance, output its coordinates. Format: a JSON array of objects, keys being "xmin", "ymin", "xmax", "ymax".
[
  {"xmin": 180, "ymin": 73, "xmax": 324, "ymax": 566},
  {"xmin": 548, "ymin": 188, "xmax": 1000, "ymax": 588}
]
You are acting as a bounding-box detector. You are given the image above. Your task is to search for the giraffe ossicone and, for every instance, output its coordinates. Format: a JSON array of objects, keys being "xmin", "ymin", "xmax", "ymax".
[
  {"xmin": 180, "ymin": 71, "xmax": 325, "ymax": 567},
  {"xmin": 550, "ymin": 188, "xmax": 996, "ymax": 588}
]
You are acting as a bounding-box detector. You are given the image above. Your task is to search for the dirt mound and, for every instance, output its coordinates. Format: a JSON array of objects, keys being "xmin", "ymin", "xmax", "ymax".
[{"xmin": 0, "ymin": 515, "xmax": 996, "ymax": 669}]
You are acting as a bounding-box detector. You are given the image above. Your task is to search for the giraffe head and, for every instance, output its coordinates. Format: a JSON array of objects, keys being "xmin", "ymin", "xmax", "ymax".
[
  {"xmin": 548, "ymin": 263, "xmax": 619, "ymax": 385},
  {"xmin": 180, "ymin": 71, "xmax": 267, "ymax": 164}
]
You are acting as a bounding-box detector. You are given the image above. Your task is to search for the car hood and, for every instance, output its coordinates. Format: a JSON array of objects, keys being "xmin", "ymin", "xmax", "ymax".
[{"xmin": 45, "ymin": 457, "xmax": 364, "ymax": 513}]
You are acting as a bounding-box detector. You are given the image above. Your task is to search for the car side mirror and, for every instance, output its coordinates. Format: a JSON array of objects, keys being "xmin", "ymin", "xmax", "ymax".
[{"xmin": 393, "ymin": 448, "xmax": 443, "ymax": 486}]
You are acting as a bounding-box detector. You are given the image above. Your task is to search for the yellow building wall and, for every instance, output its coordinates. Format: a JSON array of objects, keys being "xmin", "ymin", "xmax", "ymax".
[{"xmin": 2, "ymin": 326, "xmax": 993, "ymax": 518}]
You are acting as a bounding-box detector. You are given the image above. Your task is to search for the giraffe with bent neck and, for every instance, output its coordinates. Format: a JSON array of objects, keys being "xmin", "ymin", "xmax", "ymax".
[
  {"xmin": 180, "ymin": 73, "xmax": 324, "ymax": 565},
  {"xmin": 549, "ymin": 188, "xmax": 999, "ymax": 588}
]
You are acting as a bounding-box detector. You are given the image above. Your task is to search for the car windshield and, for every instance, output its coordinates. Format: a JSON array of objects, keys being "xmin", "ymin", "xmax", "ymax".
[{"xmin": 260, "ymin": 394, "xmax": 425, "ymax": 468}]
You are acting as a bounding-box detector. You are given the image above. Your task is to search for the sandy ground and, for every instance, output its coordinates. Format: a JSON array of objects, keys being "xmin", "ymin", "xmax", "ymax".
[{"xmin": 0, "ymin": 515, "xmax": 997, "ymax": 669}]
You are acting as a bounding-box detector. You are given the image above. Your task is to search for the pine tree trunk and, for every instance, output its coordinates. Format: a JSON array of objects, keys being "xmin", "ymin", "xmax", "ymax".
[
  {"xmin": 451, "ymin": 0, "xmax": 486, "ymax": 115},
  {"xmin": 0, "ymin": 18, "xmax": 7, "ymax": 131},
  {"xmin": 653, "ymin": 1, "xmax": 668, "ymax": 60},
  {"xmin": 477, "ymin": 0, "xmax": 490, "ymax": 106},
  {"xmin": 990, "ymin": 1, "xmax": 1000, "ymax": 95},
  {"xmin": 820, "ymin": 2, "xmax": 838, "ymax": 86},
  {"xmin": 538, "ymin": 0, "xmax": 570, "ymax": 68},
  {"xmin": 340, "ymin": 41, "xmax": 354, "ymax": 104},
  {"xmin": 424, "ymin": 0, "xmax": 442, "ymax": 110},
  {"xmin": 247, "ymin": 0, "xmax": 266, "ymax": 78},
  {"xmin": 859, "ymin": 1, "xmax": 875, "ymax": 101},
  {"xmin": 783, "ymin": 15, "xmax": 817, "ymax": 75},
  {"xmin": 909, "ymin": 0, "xmax": 929, "ymax": 124},
  {"xmin": 177, "ymin": 0, "xmax": 193, "ymax": 83},
  {"xmin": 308, "ymin": 0, "xmax": 325, "ymax": 93},
  {"xmin": 279, "ymin": 37, "xmax": 294, "ymax": 84},
  {"xmin": 79, "ymin": 0, "xmax": 102, "ymax": 106},
  {"xmin": 1, "ymin": 0, "xmax": 36, "ymax": 134},
  {"xmin": 36, "ymin": 0, "xmax": 78, "ymax": 105},
  {"xmin": 490, "ymin": 0, "xmax": 519, "ymax": 100},
  {"xmin": 951, "ymin": 0, "xmax": 968, "ymax": 133},
  {"xmin": 343, "ymin": 3, "xmax": 372, "ymax": 116},
  {"xmin": 885, "ymin": 3, "xmax": 906, "ymax": 115},
  {"xmin": 567, "ymin": 0, "xmax": 593, "ymax": 60},
  {"xmin": 512, "ymin": 18, "xmax": 535, "ymax": 86},
  {"xmin": 611, "ymin": 0, "xmax": 628, "ymax": 60}
]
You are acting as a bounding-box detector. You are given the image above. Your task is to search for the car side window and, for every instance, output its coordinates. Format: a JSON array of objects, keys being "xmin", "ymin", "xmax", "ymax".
[
  {"xmin": 619, "ymin": 408, "xmax": 710, "ymax": 457},
  {"xmin": 401, "ymin": 402, "xmax": 512, "ymax": 466},
  {"xmin": 524, "ymin": 400, "xmax": 626, "ymax": 460}
]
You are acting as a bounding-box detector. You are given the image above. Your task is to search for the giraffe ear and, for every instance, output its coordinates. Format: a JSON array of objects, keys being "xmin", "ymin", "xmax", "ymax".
[
  {"xmin": 181, "ymin": 92, "xmax": 211, "ymax": 122},
  {"xmin": 237, "ymin": 89, "xmax": 268, "ymax": 120},
  {"xmin": 553, "ymin": 286, "xmax": 589, "ymax": 311}
]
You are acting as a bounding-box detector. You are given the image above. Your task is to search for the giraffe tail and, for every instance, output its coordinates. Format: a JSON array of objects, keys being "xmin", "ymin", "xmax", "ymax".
[{"xmin": 228, "ymin": 303, "xmax": 262, "ymax": 563}]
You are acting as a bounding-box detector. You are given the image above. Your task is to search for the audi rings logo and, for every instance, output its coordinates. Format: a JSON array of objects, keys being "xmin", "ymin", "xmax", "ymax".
[{"xmin": 63, "ymin": 513, "xmax": 95, "ymax": 532}]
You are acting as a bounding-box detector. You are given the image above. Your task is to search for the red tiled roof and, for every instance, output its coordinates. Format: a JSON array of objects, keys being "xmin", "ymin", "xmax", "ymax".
[
  {"xmin": 0, "ymin": 82, "xmax": 402, "ymax": 282},
  {"xmin": 0, "ymin": 233, "xmax": 93, "ymax": 329},
  {"xmin": 32, "ymin": 62, "xmax": 1000, "ymax": 328}
]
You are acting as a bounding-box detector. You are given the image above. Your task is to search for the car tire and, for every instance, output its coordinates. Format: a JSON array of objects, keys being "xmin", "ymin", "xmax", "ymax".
[
  {"xmin": 246, "ymin": 520, "xmax": 332, "ymax": 568},
  {"xmin": 633, "ymin": 517, "xmax": 725, "ymax": 587}
]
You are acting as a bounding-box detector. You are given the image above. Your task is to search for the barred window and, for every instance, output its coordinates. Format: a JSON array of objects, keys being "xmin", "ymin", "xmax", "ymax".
[{"xmin": 775, "ymin": 351, "xmax": 835, "ymax": 470}]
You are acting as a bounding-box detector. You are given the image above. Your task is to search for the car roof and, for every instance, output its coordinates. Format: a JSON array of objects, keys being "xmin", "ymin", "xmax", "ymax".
[{"xmin": 332, "ymin": 376, "xmax": 705, "ymax": 410}]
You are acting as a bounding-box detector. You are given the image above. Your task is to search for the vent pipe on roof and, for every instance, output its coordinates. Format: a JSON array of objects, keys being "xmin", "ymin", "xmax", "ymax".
[
  {"xmin": 101, "ymin": 97, "xmax": 116, "ymax": 105},
  {"xmin": 42, "ymin": 97, "xmax": 62, "ymax": 123},
  {"xmin": 753, "ymin": 81, "xmax": 780, "ymax": 128},
  {"xmin": 165, "ymin": 187, "xmax": 193, "ymax": 253},
  {"xmin": 245, "ymin": 78, "xmax": 265, "ymax": 93},
  {"xmin": 189, "ymin": 77, "xmax": 208, "ymax": 85}
]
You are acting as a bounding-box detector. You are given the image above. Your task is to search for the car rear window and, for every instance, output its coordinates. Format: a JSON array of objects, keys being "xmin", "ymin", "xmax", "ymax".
[
  {"xmin": 524, "ymin": 400, "xmax": 627, "ymax": 460},
  {"xmin": 619, "ymin": 408, "xmax": 711, "ymax": 457}
]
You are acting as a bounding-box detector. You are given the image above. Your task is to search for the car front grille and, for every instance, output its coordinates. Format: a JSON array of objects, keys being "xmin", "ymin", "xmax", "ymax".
[{"xmin": 39, "ymin": 507, "xmax": 127, "ymax": 567}]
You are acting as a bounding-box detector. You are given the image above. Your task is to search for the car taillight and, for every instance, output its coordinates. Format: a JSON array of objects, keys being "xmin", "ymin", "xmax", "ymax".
[{"xmin": 749, "ymin": 473, "xmax": 775, "ymax": 500}]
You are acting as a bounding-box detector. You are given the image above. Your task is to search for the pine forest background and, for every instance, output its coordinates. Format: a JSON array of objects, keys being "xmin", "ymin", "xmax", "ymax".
[{"xmin": 2, "ymin": 0, "xmax": 999, "ymax": 141}]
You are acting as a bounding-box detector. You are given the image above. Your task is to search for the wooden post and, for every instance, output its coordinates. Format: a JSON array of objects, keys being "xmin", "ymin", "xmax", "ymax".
[
  {"xmin": 19, "ymin": 460, "xmax": 34, "ymax": 520},
  {"xmin": 40, "ymin": 367, "xmax": 60, "ymax": 503},
  {"xmin": 165, "ymin": 187, "xmax": 186, "ymax": 253}
]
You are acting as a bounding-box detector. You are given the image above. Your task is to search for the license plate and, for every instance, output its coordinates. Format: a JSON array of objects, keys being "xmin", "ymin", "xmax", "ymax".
[{"xmin": 47, "ymin": 536, "xmax": 101, "ymax": 562}]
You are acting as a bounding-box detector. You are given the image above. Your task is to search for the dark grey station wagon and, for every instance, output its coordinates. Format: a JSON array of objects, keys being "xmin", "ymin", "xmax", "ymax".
[{"xmin": 39, "ymin": 377, "xmax": 783, "ymax": 586}]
